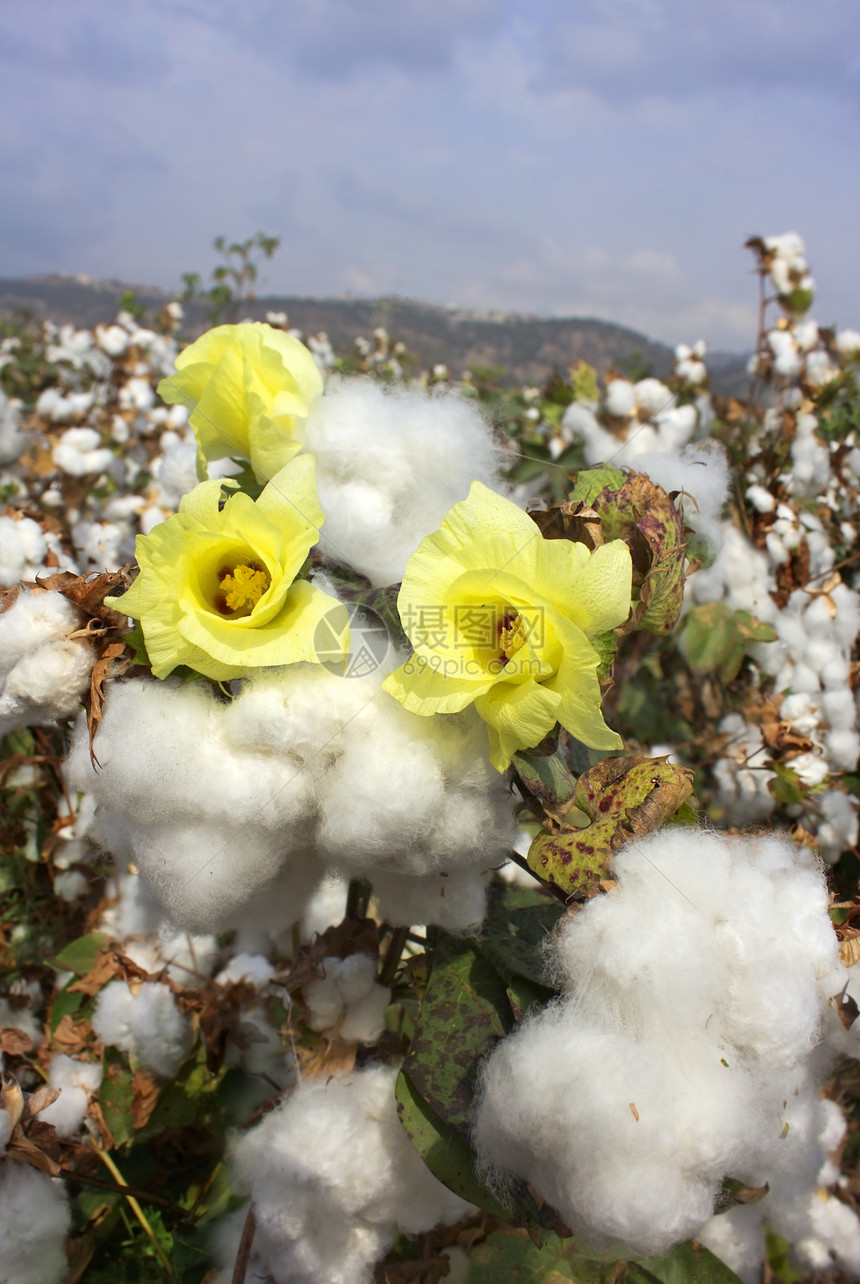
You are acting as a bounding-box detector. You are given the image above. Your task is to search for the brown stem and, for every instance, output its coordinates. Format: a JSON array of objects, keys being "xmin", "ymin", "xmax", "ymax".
[
  {"xmin": 379, "ymin": 925, "xmax": 410, "ymax": 987},
  {"xmin": 231, "ymin": 1205, "xmax": 257, "ymax": 1284},
  {"xmin": 505, "ymin": 848, "xmax": 570, "ymax": 905}
]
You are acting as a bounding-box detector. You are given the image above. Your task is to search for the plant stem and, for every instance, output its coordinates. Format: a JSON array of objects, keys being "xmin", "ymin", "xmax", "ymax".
[
  {"xmin": 231, "ymin": 1205, "xmax": 257, "ymax": 1284},
  {"xmin": 91, "ymin": 1139, "xmax": 171, "ymax": 1273}
]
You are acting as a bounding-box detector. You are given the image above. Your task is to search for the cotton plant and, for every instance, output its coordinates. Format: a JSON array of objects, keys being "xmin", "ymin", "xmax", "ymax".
[{"xmin": 1, "ymin": 237, "xmax": 860, "ymax": 1283}]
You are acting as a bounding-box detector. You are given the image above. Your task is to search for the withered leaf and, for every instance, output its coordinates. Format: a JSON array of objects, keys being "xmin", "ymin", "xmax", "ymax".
[
  {"xmin": 131, "ymin": 1069, "xmax": 161, "ymax": 1131},
  {"xmin": 528, "ymin": 755, "xmax": 694, "ymax": 898},
  {"xmin": 87, "ymin": 642, "xmax": 131, "ymax": 766},
  {"xmin": 0, "ymin": 1026, "xmax": 35, "ymax": 1056},
  {"xmin": 831, "ymin": 983, "xmax": 859, "ymax": 1031},
  {"xmin": 528, "ymin": 501, "xmax": 604, "ymax": 551},
  {"xmin": 51, "ymin": 1013, "xmax": 93, "ymax": 1056},
  {"xmin": 839, "ymin": 929, "xmax": 860, "ymax": 969}
]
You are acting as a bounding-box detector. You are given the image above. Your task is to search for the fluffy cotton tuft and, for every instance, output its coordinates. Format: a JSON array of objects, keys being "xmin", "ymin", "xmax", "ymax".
[
  {"xmin": 227, "ymin": 1063, "xmax": 473, "ymax": 1284},
  {"xmin": 0, "ymin": 1162, "xmax": 70, "ymax": 1284},
  {"xmin": 0, "ymin": 589, "xmax": 93, "ymax": 736},
  {"xmin": 301, "ymin": 378, "xmax": 505, "ymax": 585},
  {"xmin": 91, "ymin": 980, "xmax": 192, "ymax": 1077},
  {"xmin": 67, "ymin": 663, "xmax": 513, "ymax": 933},
  {"xmin": 474, "ymin": 829, "xmax": 850, "ymax": 1258},
  {"xmin": 37, "ymin": 1053, "xmax": 103, "ymax": 1137}
]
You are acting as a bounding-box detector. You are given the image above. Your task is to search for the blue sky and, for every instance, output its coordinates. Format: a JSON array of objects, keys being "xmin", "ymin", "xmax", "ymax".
[{"xmin": 2, "ymin": 0, "xmax": 859, "ymax": 350}]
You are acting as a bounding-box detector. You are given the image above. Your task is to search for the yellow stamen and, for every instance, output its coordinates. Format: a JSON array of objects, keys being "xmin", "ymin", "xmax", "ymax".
[
  {"xmin": 218, "ymin": 563, "xmax": 270, "ymax": 614},
  {"xmin": 499, "ymin": 614, "xmax": 527, "ymax": 662}
]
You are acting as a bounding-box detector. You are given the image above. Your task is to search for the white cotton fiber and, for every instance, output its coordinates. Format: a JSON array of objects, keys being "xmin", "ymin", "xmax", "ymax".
[
  {"xmin": 37, "ymin": 1054, "xmax": 103, "ymax": 1137},
  {"xmin": 634, "ymin": 443, "xmax": 730, "ymax": 559},
  {"xmin": 227, "ymin": 1063, "xmax": 473, "ymax": 1284},
  {"xmin": 91, "ymin": 979, "xmax": 192, "ymax": 1077},
  {"xmin": 301, "ymin": 378, "xmax": 505, "ymax": 585},
  {"xmin": 474, "ymin": 828, "xmax": 846, "ymax": 1258},
  {"xmin": 0, "ymin": 589, "xmax": 80, "ymax": 677},
  {"xmin": 0, "ymin": 1163, "xmax": 70, "ymax": 1284},
  {"xmin": 68, "ymin": 663, "xmax": 514, "ymax": 933},
  {"xmin": 0, "ymin": 589, "xmax": 94, "ymax": 735}
]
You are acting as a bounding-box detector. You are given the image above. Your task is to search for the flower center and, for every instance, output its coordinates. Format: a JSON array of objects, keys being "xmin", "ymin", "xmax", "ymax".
[
  {"xmin": 213, "ymin": 562, "xmax": 270, "ymax": 617},
  {"xmin": 498, "ymin": 612, "xmax": 527, "ymax": 665}
]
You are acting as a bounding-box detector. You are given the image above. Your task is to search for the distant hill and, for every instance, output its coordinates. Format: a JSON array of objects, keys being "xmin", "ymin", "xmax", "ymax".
[{"xmin": 0, "ymin": 274, "xmax": 750, "ymax": 397}]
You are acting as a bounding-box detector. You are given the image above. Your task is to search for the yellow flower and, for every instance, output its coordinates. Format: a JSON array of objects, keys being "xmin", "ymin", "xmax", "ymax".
[
  {"xmin": 157, "ymin": 322, "xmax": 323, "ymax": 481},
  {"xmin": 382, "ymin": 483, "xmax": 632, "ymax": 771},
  {"xmin": 107, "ymin": 455, "xmax": 348, "ymax": 681}
]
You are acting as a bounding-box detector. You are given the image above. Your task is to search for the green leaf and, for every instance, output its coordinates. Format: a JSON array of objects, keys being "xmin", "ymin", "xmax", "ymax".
[
  {"xmin": 768, "ymin": 762, "xmax": 805, "ymax": 806},
  {"xmin": 677, "ymin": 602, "xmax": 761, "ymax": 682},
  {"xmin": 569, "ymin": 466, "xmax": 626, "ymax": 505},
  {"xmin": 628, "ymin": 1240, "xmax": 745, "ymax": 1284},
  {"xmin": 512, "ymin": 748, "xmax": 577, "ymax": 811},
  {"xmin": 475, "ymin": 882, "xmax": 566, "ymax": 989},
  {"xmin": 465, "ymin": 1227, "xmax": 612, "ymax": 1282},
  {"xmin": 52, "ymin": 931, "xmax": 109, "ymax": 976},
  {"xmin": 403, "ymin": 932, "xmax": 510, "ymax": 1139},
  {"xmin": 395, "ymin": 1070, "xmax": 510, "ymax": 1218},
  {"xmin": 123, "ymin": 624, "xmax": 151, "ymax": 668},
  {"xmin": 49, "ymin": 982, "xmax": 84, "ymax": 1032},
  {"xmin": 100, "ymin": 1047, "xmax": 136, "ymax": 1147}
]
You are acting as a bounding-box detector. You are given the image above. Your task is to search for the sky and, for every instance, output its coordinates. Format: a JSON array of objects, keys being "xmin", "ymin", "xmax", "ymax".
[{"xmin": 1, "ymin": 0, "xmax": 859, "ymax": 352}]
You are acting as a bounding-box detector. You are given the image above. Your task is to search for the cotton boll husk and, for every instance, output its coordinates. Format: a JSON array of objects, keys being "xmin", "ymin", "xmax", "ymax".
[
  {"xmin": 633, "ymin": 443, "xmax": 729, "ymax": 558},
  {"xmin": 301, "ymin": 378, "xmax": 505, "ymax": 586},
  {"xmin": 91, "ymin": 979, "xmax": 192, "ymax": 1077},
  {"xmin": 0, "ymin": 1162, "xmax": 70, "ymax": 1284},
  {"xmin": 228, "ymin": 1064, "xmax": 473, "ymax": 1284}
]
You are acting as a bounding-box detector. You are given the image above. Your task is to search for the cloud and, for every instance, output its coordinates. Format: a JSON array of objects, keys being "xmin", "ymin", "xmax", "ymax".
[
  {"xmin": 532, "ymin": 0, "xmax": 860, "ymax": 104},
  {"xmin": 0, "ymin": 2, "xmax": 168, "ymax": 85},
  {"xmin": 155, "ymin": 0, "xmax": 512, "ymax": 77}
]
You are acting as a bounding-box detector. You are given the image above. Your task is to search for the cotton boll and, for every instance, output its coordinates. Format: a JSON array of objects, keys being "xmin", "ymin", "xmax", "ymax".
[
  {"xmin": 302, "ymin": 873, "xmax": 349, "ymax": 939},
  {"xmin": 475, "ymin": 828, "xmax": 842, "ymax": 1258},
  {"xmin": 222, "ymin": 852, "xmax": 327, "ymax": 937},
  {"xmin": 99, "ymin": 871, "xmax": 164, "ymax": 941},
  {"xmin": 824, "ymin": 728, "xmax": 860, "ymax": 771},
  {"xmin": 699, "ymin": 1204, "xmax": 766, "ymax": 1284},
  {"xmin": 301, "ymin": 378, "xmax": 504, "ymax": 585},
  {"xmin": 228, "ymin": 1064, "xmax": 473, "ymax": 1284},
  {"xmin": 216, "ymin": 953, "xmax": 276, "ymax": 988},
  {"xmin": 303, "ymin": 968, "xmax": 346, "ymax": 1033},
  {"xmin": 91, "ymin": 980, "xmax": 192, "ymax": 1077},
  {"xmin": 53, "ymin": 869, "xmax": 89, "ymax": 901},
  {"xmin": 369, "ymin": 864, "xmax": 490, "ymax": 932},
  {"xmin": 338, "ymin": 985, "xmax": 390, "ymax": 1044},
  {"xmin": 476, "ymin": 1011, "xmax": 738, "ymax": 1255},
  {"xmin": 561, "ymin": 403, "xmax": 618, "ymax": 466},
  {"xmin": 0, "ymin": 1162, "xmax": 70, "ymax": 1284},
  {"xmin": 157, "ymin": 928, "xmax": 219, "ymax": 985},
  {"xmin": 0, "ymin": 635, "xmax": 94, "ymax": 736},
  {"xmin": 0, "ymin": 589, "xmax": 81, "ymax": 677},
  {"xmin": 37, "ymin": 1054, "xmax": 103, "ymax": 1137},
  {"xmin": 605, "ymin": 379, "xmax": 636, "ymax": 418},
  {"xmin": 635, "ymin": 443, "xmax": 729, "ymax": 558}
]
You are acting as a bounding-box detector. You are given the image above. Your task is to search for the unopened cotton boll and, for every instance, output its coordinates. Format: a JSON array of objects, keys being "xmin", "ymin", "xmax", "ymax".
[
  {"xmin": 91, "ymin": 980, "xmax": 192, "ymax": 1077},
  {"xmin": 227, "ymin": 1064, "xmax": 473, "ymax": 1284},
  {"xmin": 300, "ymin": 377, "xmax": 504, "ymax": 585},
  {"xmin": 0, "ymin": 1162, "xmax": 70, "ymax": 1284}
]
